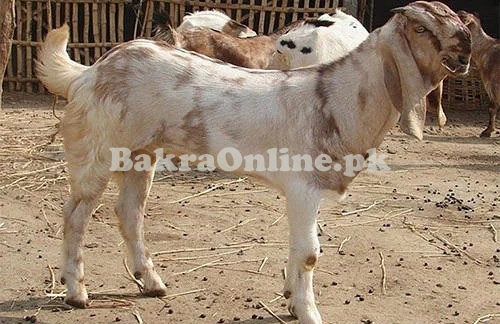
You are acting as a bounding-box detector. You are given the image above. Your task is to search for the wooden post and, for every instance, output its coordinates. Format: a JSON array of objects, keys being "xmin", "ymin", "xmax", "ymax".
[{"xmin": 0, "ymin": 0, "xmax": 15, "ymax": 109}]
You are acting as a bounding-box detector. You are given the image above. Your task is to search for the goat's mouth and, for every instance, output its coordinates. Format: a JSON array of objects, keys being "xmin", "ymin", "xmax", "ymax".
[{"xmin": 441, "ymin": 55, "xmax": 470, "ymax": 75}]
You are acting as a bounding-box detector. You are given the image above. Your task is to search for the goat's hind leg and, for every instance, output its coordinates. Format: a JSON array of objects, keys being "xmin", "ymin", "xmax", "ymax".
[
  {"xmin": 114, "ymin": 151, "xmax": 167, "ymax": 297},
  {"xmin": 62, "ymin": 167, "xmax": 111, "ymax": 308},
  {"xmin": 283, "ymin": 184, "xmax": 322, "ymax": 324}
]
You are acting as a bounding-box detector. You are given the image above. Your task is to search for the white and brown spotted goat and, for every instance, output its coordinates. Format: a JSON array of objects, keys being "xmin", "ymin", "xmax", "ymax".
[
  {"xmin": 153, "ymin": 9, "xmax": 256, "ymax": 41},
  {"xmin": 178, "ymin": 10, "xmax": 256, "ymax": 38},
  {"xmin": 458, "ymin": 11, "xmax": 499, "ymax": 137},
  {"xmin": 153, "ymin": 14, "xmax": 305, "ymax": 69},
  {"xmin": 36, "ymin": 1, "xmax": 470, "ymax": 323}
]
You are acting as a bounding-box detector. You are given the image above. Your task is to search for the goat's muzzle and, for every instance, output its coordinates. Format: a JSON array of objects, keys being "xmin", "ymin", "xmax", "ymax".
[{"xmin": 441, "ymin": 54, "xmax": 470, "ymax": 76}]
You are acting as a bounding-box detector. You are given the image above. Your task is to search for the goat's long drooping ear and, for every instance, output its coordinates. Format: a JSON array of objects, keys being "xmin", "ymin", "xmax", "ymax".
[{"xmin": 381, "ymin": 17, "xmax": 427, "ymax": 140}]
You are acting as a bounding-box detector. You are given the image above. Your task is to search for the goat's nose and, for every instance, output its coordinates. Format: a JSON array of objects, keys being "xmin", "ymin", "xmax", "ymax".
[{"xmin": 458, "ymin": 55, "xmax": 469, "ymax": 65}]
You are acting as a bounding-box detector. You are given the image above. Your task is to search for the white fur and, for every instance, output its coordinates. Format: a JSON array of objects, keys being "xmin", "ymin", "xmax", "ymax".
[
  {"xmin": 271, "ymin": 10, "xmax": 369, "ymax": 69},
  {"xmin": 178, "ymin": 10, "xmax": 256, "ymax": 38}
]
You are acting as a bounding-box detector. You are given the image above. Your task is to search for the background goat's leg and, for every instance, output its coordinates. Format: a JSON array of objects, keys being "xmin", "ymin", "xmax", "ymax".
[
  {"xmin": 480, "ymin": 103, "xmax": 498, "ymax": 137},
  {"xmin": 426, "ymin": 82, "xmax": 446, "ymax": 128},
  {"xmin": 283, "ymin": 184, "xmax": 322, "ymax": 324},
  {"xmin": 114, "ymin": 152, "xmax": 167, "ymax": 296}
]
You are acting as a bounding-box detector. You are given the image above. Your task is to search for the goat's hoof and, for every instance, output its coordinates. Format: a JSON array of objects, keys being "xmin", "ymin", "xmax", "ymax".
[
  {"xmin": 480, "ymin": 130, "xmax": 492, "ymax": 138},
  {"xmin": 143, "ymin": 287, "xmax": 167, "ymax": 297},
  {"xmin": 65, "ymin": 296, "xmax": 89, "ymax": 309},
  {"xmin": 287, "ymin": 300, "xmax": 322, "ymax": 324}
]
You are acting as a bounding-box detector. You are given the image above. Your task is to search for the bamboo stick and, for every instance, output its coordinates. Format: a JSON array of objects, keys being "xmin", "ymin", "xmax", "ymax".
[
  {"xmin": 109, "ymin": 2, "xmax": 117, "ymax": 46},
  {"xmin": 179, "ymin": 0, "xmax": 185, "ymax": 27},
  {"xmin": 101, "ymin": 1, "xmax": 108, "ymax": 46},
  {"xmin": 46, "ymin": 0, "xmax": 53, "ymax": 30},
  {"xmin": 143, "ymin": 0, "xmax": 153, "ymax": 37},
  {"xmin": 118, "ymin": 2, "xmax": 124, "ymax": 42},
  {"xmin": 248, "ymin": 0, "xmax": 255, "ymax": 31},
  {"xmin": 173, "ymin": 0, "xmax": 178, "ymax": 31},
  {"xmin": 11, "ymin": 40, "xmax": 122, "ymax": 47},
  {"xmin": 15, "ymin": 2, "xmax": 23, "ymax": 91},
  {"xmin": 26, "ymin": 0, "xmax": 133, "ymax": 3},
  {"xmin": 303, "ymin": 0, "xmax": 310, "ymax": 19},
  {"xmin": 55, "ymin": 1, "xmax": 61, "ymax": 25},
  {"xmin": 278, "ymin": 0, "xmax": 287, "ymax": 30},
  {"xmin": 257, "ymin": 0, "xmax": 266, "ymax": 35},
  {"xmin": 83, "ymin": 2, "xmax": 90, "ymax": 65},
  {"xmin": 235, "ymin": 0, "xmax": 243, "ymax": 23},
  {"xmin": 313, "ymin": 0, "xmax": 320, "ymax": 17},
  {"xmin": 6, "ymin": 54, "xmax": 14, "ymax": 90},
  {"xmin": 71, "ymin": 2, "xmax": 80, "ymax": 63},
  {"xmin": 92, "ymin": 2, "xmax": 101, "ymax": 57},
  {"xmin": 292, "ymin": 0, "xmax": 299, "ymax": 22},
  {"xmin": 267, "ymin": 0, "xmax": 277, "ymax": 33},
  {"xmin": 154, "ymin": 0, "xmax": 332, "ymax": 15}
]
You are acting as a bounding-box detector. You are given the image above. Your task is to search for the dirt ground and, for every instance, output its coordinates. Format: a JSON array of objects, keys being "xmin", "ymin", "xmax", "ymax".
[{"xmin": 0, "ymin": 92, "xmax": 498, "ymax": 324}]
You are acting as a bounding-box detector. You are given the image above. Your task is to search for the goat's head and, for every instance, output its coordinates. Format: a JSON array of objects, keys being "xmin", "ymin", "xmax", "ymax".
[
  {"xmin": 222, "ymin": 19, "xmax": 257, "ymax": 38},
  {"xmin": 391, "ymin": 1, "xmax": 471, "ymax": 80},
  {"xmin": 270, "ymin": 11, "xmax": 369, "ymax": 70},
  {"xmin": 179, "ymin": 10, "xmax": 257, "ymax": 38}
]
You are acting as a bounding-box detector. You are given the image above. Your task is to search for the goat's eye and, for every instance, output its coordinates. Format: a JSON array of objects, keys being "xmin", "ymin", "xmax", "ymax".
[{"xmin": 415, "ymin": 26, "xmax": 426, "ymax": 33}]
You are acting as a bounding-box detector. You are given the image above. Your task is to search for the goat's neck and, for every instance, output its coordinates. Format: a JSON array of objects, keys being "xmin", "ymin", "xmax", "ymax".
[
  {"xmin": 316, "ymin": 28, "xmax": 431, "ymax": 154},
  {"xmin": 470, "ymin": 24, "xmax": 496, "ymax": 65}
]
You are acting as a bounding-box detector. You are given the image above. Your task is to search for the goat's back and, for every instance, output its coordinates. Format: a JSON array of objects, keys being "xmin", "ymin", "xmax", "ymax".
[{"xmin": 178, "ymin": 29, "xmax": 275, "ymax": 68}]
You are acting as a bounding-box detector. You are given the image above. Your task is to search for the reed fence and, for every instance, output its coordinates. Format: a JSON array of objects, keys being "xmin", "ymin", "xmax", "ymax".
[{"xmin": 4, "ymin": 0, "xmax": 372, "ymax": 93}]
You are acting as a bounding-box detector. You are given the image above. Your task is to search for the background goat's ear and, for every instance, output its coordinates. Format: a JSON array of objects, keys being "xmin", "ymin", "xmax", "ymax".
[{"xmin": 390, "ymin": 6, "xmax": 408, "ymax": 14}]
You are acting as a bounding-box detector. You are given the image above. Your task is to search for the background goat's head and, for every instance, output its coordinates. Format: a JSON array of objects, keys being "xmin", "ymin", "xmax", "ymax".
[
  {"xmin": 178, "ymin": 10, "xmax": 256, "ymax": 38},
  {"xmin": 456, "ymin": 10, "xmax": 482, "ymax": 34}
]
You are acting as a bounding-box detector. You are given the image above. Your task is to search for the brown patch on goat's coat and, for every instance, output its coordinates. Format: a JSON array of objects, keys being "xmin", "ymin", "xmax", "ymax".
[
  {"xmin": 174, "ymin": 69, "xmax": 195, "ymax": 90},
  {"xmin": 220, "ymin": 76, "xmax": 246, "ymax": 86},
  {"xmin": 94, "ymin": 44, "xmax": 150, "ymax": 104},
  {"xmin": 382, "ymin": 52, "xmax": 403, "ymax": 112},
  {"xmin": 178, "ymin": 29, "xmax": 276, "ymax": 69},
  {"xmin": 94, "ymin": 67, "xmax": 131, "ymax": 105},
  {"xmin": 152, "ymin": 121, "xmax": 172, "ymax": 145},
  {"xmin": 181, "ymin": 109, "xmax": 208, "ymax": 153},
  {"xmin": 358, "ymin": 87, "xmax": 368, "ymax": 111}
]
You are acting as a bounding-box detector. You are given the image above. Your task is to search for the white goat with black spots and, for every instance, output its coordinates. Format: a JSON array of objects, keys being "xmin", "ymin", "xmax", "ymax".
[{"xmin": 270, "ymin": 10, "xmax": 369, "ymax": 69}]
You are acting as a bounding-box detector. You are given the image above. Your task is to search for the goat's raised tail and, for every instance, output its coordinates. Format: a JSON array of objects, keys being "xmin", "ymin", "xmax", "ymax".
[{"xmin": 36, "ymin": 24, "xmax": 88, "ymax": 98}]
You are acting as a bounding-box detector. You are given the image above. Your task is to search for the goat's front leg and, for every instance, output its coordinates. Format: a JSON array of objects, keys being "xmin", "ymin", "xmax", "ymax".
[
  {"xmin": 114, "ymin": 154, "xmax": 167, "ymax": 297},
  {"xmin": 427, "ymin": 82, "xmax": 446, "ymax": 128},
  {"xmin": 283, "ymin": 184, "xmax": 322, "ymax": 324}
]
